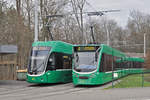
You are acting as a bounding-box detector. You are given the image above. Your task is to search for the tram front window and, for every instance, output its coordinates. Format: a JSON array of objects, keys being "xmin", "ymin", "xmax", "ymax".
[
  {"xmin": 28, "ymin": 47, "xmax": 51, "ymax": 75},
  {"xmin": 74, "ymin": 52, "xmax": 98, "ymax": 72}
]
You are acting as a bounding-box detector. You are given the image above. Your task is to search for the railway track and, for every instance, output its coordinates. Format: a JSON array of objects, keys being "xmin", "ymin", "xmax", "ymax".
[{"xmin": 0, "ymin": 82, "xmax": 91, "ymax": 100}]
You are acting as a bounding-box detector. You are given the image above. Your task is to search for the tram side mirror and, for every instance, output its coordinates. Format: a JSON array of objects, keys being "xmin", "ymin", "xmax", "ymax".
[
  {"xmin": 95, "ymin": 53, "xmax": 98, "ymax": 62},
  {"xmin": 76, "ymin": 53, "xmax": 79, "ymax": 62},
  {"xmin": 95, "ymin": 47, "xmax": 100, "ymax": 62}
]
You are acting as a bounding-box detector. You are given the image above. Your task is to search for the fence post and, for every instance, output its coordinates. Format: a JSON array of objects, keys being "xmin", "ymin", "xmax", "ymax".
[
  {"xmin": 112, "ymin": 49, "xmax": 114, "ymax": 88},
  {"xmin": 142, "ymin": 67, "xmax": 144, "ymax": 87}
]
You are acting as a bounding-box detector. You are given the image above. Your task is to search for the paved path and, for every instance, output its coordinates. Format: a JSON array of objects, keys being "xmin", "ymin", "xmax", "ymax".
[{"xmin": 0, "ymin": 80, "xmax": 150, "ymax": 100}]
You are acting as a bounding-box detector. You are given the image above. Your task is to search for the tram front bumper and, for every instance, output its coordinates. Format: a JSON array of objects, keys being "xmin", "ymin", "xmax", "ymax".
[
  {"xmin": 73, "ymin": 74, "xmax": 100, "ymax": 85},
  {"xmin": 26, "ymin": 74, "xmax": 48, "ymax": 83}
]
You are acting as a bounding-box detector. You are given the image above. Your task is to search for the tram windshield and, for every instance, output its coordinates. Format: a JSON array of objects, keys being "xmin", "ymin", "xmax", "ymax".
[
  {"xmin": 74, "ymin": 46, "xmax": 100, "ymax": 72},
  {"xmin": 28, "ymin": 46, "xmax": 51, "ymax": 75}
]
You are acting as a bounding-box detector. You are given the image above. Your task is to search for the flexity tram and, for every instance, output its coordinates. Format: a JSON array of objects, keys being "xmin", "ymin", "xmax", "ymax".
[
  {"xmin": 72, "ymin": 44, "xmax": 144, "ymax": 86},
  {"xmin": 27, "ymin": 41, "xmax": 73, "ymax": 83}
]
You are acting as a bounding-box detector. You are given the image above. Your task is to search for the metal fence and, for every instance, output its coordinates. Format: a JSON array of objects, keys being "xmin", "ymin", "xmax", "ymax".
[{"xmin": 111, "ymin": 68, "xmax": 150, "ymax": 88}]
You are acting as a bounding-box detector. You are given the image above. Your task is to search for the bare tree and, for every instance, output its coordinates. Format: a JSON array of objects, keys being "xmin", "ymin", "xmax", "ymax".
[
  {"xmin": 70, "ymin": 0, "xmax": 86, "ymax": 43},
  {"xmin": 23, "ymin": 0, "xmax": 34, "ymax": 30},
  {"xmin": 39, "ymin": 0, "xmax": 68, "ymax": 41},
  {"xmin": 126, "ymin": 10, "xmax": 150, "ymax": 52},
  {"xmin": 16, "ymin": 0, "xmax": 21, "ymax": 16}
]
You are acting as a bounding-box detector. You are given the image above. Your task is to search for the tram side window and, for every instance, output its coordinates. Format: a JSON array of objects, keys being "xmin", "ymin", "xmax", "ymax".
[
  {"xmin": 133, "ymin": 62, "xmax": 142, "ymax": 68},
  {"xmin": 132, "ymin": 62, "xmax": 137, "ymax": 68},
  {"xmin": 113, "ymin": 56, "xmax": 118, "ymax": 70},
  {"xmin": 141, "ymin": 62, "xmax": 144, "ymax": 68},
  {"xmin": 99, "ymin": 53, "xmax": 114, "ymax": 72},
  {"xmin": 46, "ymin": 53, "xmax": 56, "ymax": 71},
  {"xmin": 123, "ymin": 61, "xmax": 130, "ymax": 69},
  {"xmin": 134, "ymin": 62, "xmax": 138, "ymax": 68},
  {"xmin": 128, "ymin": 61, "xmax": 132, "ymax": 68},
  {"xmin": 133, "ymin": 62, "xmax": 136, "ymax": 68},
  {"xmin": 46, "ymin": 53, "xmax": 72, "ymax": 71},
  {"xmin": 137, "ymin": 62, "xmax": 140, "ymax": 68},
  {"xmin": 139, "ymin": 62, "xmax": 143, "ymax": 68},
  {"xmin": 99, "ymin": 54, "xmax": 104, "ymax": 72},
  {"xmin": 53, "ymin": 53, "xmax": 72, "ymax": 69},
  {"xmin": 63, "ymin": 55, "xmax": 72, "ymax": 69},
  {"xmin": 107, "ymin": 55, "xmax": 112, "ymax": 71},
  {"xmin": 55, "ymin": 53, "xmax": 63, "ymax": 69},
  {"xmin": 132, "ymin": 61, "xmax": 137, "ymax": 68},
  {"xmin": 115, "ymin": 58, "xmax": 124, "ymax": 69},
  {"xmin": 131, "ymin": 61, "xmax": 134, "ymax": 68}
]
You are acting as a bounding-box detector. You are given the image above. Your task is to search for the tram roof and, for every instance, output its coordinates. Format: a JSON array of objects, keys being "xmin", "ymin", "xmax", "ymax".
[
  {"xmin": 100, "ymin": 44, "xmax": 126, "ymax": 58},
  {"xmin": 32, "ymin": 41, "xmax": 72, "ymax": 47},
  {"xmin": 32, "ymin": 41, "xmax": 73, "ymax": 54},
  {"xmin": 74, "ymin": 44, "xmax": 101, "ymax": 47}
]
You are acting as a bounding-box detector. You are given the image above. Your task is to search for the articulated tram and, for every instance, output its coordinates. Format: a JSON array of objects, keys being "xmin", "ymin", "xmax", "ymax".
[
  {"xmin": 116, "ymin": 57, "xmax": 144, "ymax": 74},
  {"xmin": 72, "ymin": 44, "xmax": 144, "ymax": 86},
  {"xmin": 27, "ymin": 41, "xmax": 73, "ymax": 83}
]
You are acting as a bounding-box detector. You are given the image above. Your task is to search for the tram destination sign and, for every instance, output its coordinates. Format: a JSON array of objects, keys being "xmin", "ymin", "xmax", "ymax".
[
  {"xmin": 75, "ymin": 46, "xmax": 99, "ymax": 52},
  {"xmin": 33, "ymin": 46, "xmax": 51, "ymax": 50}
]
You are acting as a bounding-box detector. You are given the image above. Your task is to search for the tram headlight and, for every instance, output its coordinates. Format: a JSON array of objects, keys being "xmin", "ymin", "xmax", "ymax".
[{"xmin": 74, "ymin": 73, "xmax": 78, "ymax": 78}]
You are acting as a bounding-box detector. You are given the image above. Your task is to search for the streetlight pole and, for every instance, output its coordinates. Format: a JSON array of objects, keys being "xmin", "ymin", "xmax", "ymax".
[
  {"xmin": 106, "ymin": 28, "xmax": 110, "ymax": 46},
  {"xmin": 34, "ymin": 0, "xmax": 38, "ymax": 42},
  {"xmin": 144, "ymin": 33, "xmax": 146, "ymax": 58}
]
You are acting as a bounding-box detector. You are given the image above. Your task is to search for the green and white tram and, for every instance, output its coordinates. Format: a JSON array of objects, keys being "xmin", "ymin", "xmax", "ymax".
[
  {"xmin": 27, "ymin": 41, "xmax": 73, "ymax": 83},
  {"xmin": 72, "ymin": 44, "xmax": 144, "ymax": 86},
  {"xmin": 116, "ymin": 57, "xmax": 144, "ymax": 74}
]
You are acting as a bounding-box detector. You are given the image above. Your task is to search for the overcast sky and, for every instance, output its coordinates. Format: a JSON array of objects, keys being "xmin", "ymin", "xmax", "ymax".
[
  {"xmin": 86, "ymin": 0, "xmax": 150, "ymax": 28},
  {"xmin": 6, "ymin": 0, "xmax": 150, "ymax": 28}
]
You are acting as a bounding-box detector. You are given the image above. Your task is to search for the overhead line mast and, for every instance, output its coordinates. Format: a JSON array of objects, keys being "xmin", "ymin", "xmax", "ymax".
[{"xmin": 34, "ymin": 0, "xmax": 38, "ymax": 42}]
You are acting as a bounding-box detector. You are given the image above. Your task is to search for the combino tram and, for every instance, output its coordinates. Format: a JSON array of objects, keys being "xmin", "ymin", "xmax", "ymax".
[
  {"xmin": 73, "ymin": 44, "xmax": 144, "ymax": 86},
  {"xmin": 27, "ymin": 41, "xmax": 73, "ymax": 83}
]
